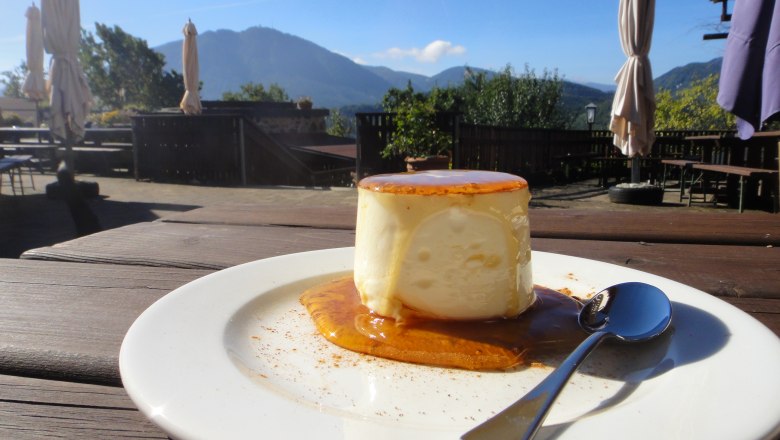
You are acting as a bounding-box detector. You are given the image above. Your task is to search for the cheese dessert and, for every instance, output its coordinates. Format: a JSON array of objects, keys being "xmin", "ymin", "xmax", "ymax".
[{"xmin": 353, "ymin": 170, "xmax": 534, "ymax": 321}]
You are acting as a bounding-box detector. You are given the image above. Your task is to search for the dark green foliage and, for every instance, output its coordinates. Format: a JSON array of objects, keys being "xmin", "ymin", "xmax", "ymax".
[
  {"xmin": 1, "ymin": 62, "xmax": 28, "ymax": 99},
  {"xmin": 326, "ymin": 108, "xmax": 353, "ymax": 137},
  {"xmin": 459, "ymin": 65, "xmax": 566, "ymax": 129},
  {"xmin": 80, "ymin": 23, "xmax": 184, "ymax": 110},
  {"xmin": 221, "ymin": 82, "xmax": 289, "ymax": 102}
]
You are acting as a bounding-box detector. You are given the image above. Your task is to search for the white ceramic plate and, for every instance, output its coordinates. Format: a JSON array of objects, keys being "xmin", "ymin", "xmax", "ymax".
[{"xmin": 120, "ymin": 248, "xmax": 780, "ymax": 440}]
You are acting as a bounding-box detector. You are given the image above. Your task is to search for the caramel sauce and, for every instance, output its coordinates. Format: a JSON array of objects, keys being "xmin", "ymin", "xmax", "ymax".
[
  {"xmin": 358, "ymin": 170, "xmax": 528, "ymax": 196},
  {"xmin": 300, "ymin": 275, "xmax": 587, "ymax": 371}
]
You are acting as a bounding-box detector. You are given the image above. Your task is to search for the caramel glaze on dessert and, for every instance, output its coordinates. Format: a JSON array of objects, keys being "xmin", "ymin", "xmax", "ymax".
[
  {"xmin": 357, "ymin": 169, "xmax": 528, "ymax": 196},
  {"xmin": 300, "ymin": 276, "xmax": 587, "ymax": 371}
]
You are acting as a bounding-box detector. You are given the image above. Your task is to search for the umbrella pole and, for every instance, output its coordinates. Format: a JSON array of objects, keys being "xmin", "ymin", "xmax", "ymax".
[
  {"xmin": 631, "ymin": 156, "xmax": 641, "ymax": 183},
  {"xmin": 64, "ymin": 131, "xmax": 75, "ymax": 172}
]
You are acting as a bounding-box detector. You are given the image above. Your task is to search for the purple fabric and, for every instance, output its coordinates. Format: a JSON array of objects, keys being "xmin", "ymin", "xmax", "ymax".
[{"xmin": 718, "ymin": 0, "xmax": 780, "ymax": 139}]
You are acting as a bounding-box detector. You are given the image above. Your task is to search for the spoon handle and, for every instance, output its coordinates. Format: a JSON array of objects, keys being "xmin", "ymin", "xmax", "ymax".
[{"xmin": 462, "ymin": 331, "xmax": 611, "ymax": 440}]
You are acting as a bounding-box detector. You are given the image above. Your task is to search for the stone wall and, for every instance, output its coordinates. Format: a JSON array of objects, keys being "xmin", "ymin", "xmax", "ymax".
[
  {"xmin": 201, "ymin": 101, "xmax": 329, "ymax": 134},
  {"xmin": 250, "ymin": 109, "xmax": 329, "ymax": 134}
]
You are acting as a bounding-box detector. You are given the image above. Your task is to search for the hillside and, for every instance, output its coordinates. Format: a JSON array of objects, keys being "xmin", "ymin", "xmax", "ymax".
[
  {"xmin": 156, "ymin": 26, "xmax": 392, "ymax": 107},
  {"xmin": 154, "ymin": 26, "xmax": 605, "ymax": 109},
  {"xmin": 154, "ymin": 25, "xmax": 722, "ymax": 115},
  {"xmin": 654, "ymin": 57, "xmax": 722, "ymax": 92}
]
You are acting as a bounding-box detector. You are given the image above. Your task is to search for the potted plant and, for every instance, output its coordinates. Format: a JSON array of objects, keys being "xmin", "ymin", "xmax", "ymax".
[
  {"xmin": 296, "ymin": 96, "xmax": 313, "ymax": 110},
  {"xmin": 381, "ymin": 98, "xmax": 451, "ymax": 171}
]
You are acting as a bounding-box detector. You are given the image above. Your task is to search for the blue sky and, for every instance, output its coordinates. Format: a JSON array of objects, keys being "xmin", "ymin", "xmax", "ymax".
[{"xmin": 1, "ymin": 0, "xmax": 728, "ymax": 85}]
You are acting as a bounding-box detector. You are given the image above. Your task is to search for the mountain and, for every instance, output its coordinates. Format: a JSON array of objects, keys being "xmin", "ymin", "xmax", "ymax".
[
  {"xmin": 154, "ymin": 26, "xmax": 583, "ymax": 108},
  {"xmin": 654, "ymin": 57, "xmax": 722, "ymax": 92},
  {"xmin": 154, "ymin": 25, "xmax": 721, "ymax": 113},
  {"xmin": 582, "ymin": 82, "xmax": 616, "ymax": 93},
  {"xmin": 561, "ymin": 81, "xmax": 612, "ymax": 110},
  {"xmin": 156, "ymin": 26, "xmax": 392, "ymax": 107},
  {"xmin": 362, "ymin": 65, "xmax": 431, "ymax": 91}
]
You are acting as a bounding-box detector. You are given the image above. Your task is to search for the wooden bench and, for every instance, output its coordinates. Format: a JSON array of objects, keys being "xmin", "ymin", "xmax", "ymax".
[
  {"xmin": 0, "ymin": 155, "xmax": 34, "ymax": 195},
  {"xmin": 689, "ymin": 163, "xmax": 779, "ymax": 213},
  {"xmin": 1, "ymin": 143, "xmax": 59, "ymax": 171},
  {"xmin": 553, "ymin": 151, "xmax": 600, "ymax": 181},
  {"xmin": 660, "ymin": 159, "xmax": 700, "ymax": 202}
]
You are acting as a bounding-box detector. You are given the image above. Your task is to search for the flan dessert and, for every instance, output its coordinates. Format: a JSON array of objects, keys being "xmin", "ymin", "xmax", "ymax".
[
  {"xmin": 353, "ymin": 170, "xmax": 534, "ymax": 321},
  {"xmin": 299, "ymin": 170, "xmax": 585, "ymax": 370}
]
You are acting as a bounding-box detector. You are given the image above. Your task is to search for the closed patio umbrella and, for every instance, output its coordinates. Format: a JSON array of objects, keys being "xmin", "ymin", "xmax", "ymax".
[
  {"xmin": 22, "ymin": 3, "xmax": 46, "ymax": 103},
  {"xmin": 41, "ymin": 0, "xmax": 101, "ymax": 221},
  {"xmin": 179, "ymin": 19, "xmax": 202, "ymax": 115},
  {"xmin": 41, "ymin": 0, "xmax": 92, "ymax": 164},
  {"xmin": 717, "ymin": 0, "xmax": 780, "ymax": 140},
  {"xmin": 609, "ymin": 0, "xmax": 656, "ymax": 183}
]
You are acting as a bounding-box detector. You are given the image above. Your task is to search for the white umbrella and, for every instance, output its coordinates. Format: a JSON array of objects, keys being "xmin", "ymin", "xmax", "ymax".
[
  {"xmin": 22, "ymin": 3, "xmax": 46, "ymax": 103},
  {"xmin": 41, "ymin": 0, "xmax": 92, "ymax": 146},
  {"xmin": 609, "ymin": 0, "xmax": 656, "ymax": 182},
  {"xmin": 179, "ymin": 19, "xmax": 202, "ymax": 115}
]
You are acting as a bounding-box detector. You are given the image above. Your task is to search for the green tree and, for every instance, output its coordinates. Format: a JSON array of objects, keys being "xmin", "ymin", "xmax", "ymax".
[
  {"xmin": 326, "ymin": 108, "xmax": 352, "ymax": 137},
  {"xmin": 460, "ymin": 65, "xmax": 566, "ymax": 128},
  {"xmin": 380, "ymin": 82, "xmax": 458, "ymax": 158},
  {"xmin": 655, "ymin": 74, "xmax": 735, "ymax": 130},
  {"xmin": 221, "ymin": 82, "xmax": 289, "ymax": 102},
  {"xmin": 1, "ymin": 62, "xmax": 29, "ymax": 98},
  {"xmin": 80, "ymin": 23, "xmax": 184, "ymax": 110}
]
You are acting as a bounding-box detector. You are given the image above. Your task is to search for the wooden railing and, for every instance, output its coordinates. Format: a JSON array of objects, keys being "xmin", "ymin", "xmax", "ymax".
[
  {"xmin": 132, "ymin": 114, "xmax": 354, "ymax": 186},
  {"xmin": 355, "ymin": 113, "xmax": 740, "ymax": 184},
  {"xmin": 355, "ymin": 112, "xmax": 460, "ymax": 177}
]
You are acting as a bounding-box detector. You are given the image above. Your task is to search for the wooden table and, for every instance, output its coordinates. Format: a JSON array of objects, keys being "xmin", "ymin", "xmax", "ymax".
[
  {"xmin": 684, "ymin": 132, "xmax": 780, "ymax": 212},
  {"xmin": 2, "ymin": 204, "xmax": 779, "ymax": 437}
]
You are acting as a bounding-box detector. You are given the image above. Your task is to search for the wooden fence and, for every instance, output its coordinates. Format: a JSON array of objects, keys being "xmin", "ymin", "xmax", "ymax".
[
  {"xmin": 133, "ymin": 114, "xmax": 244, "ymax": 183},
  {"xmin": 132, "ymin": 114, "xmax": 354, "ymax": 186},
  {"xmin": 355, "ymin": 112, "xmax": 734, "ymax": 184},
  {"xmin": 355, "ymin": 112, "xmax": 460, "ymax": 177}
]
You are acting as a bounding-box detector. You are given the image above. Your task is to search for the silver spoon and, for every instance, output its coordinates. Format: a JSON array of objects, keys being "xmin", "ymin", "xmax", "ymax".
[{"xmin": 461, "ymin": 281, "xmax": 673, "ymax": 440}]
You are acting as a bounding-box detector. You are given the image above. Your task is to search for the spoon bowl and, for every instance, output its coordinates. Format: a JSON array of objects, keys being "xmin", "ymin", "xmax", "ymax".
[
  {"xmin": 579, "ymin": 281, "xmax": 673, "ymax": 341},
  {"xmin": 462, "ymin": 281, "xmax": 673, "ymax": 440}
]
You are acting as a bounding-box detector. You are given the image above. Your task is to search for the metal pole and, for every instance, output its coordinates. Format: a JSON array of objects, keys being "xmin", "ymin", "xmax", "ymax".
[
  {"xmin": 239, "ymin": 118, "xmax": 246, "ymax": 186},
  {"xmin": 631, "ymin": 156, "xmax": 641, "ymax": 183}
]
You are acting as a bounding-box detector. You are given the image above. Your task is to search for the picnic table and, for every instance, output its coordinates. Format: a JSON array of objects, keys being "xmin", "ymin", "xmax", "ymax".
[
  {"xmin": 680, "ymin": 131, "xmax": 780, "ymax": 212},
  {"xmin": 1, "ymin": 204, "xmax": 779, "ymax": 437}
]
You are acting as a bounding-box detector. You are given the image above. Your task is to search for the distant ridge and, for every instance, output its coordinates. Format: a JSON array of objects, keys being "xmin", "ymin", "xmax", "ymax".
[
  {"xmin": 654, "ymin": 57, "xmax": 723, "ymax": 92},
  {"xmin": 583, "ymin": 82, "xmax": 616, "ymax": 93},
  {"xmin": 155, "ymin": 26, "xmax": 391, "ymax": 107},
  {"xmin": 154, "ymin": 25, "xmax": 722, "ymax": 109},
  {"xmin": 154, "ymin": 26, "xmax": 607, "ymax": 108}
]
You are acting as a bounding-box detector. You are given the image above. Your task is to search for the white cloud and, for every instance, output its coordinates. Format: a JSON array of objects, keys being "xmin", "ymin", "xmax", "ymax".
[
  {"xmin": 375, "ymin": 40, "xmax": 466, "ymax": 63},
  {"xmin": 352, "ymin": 56, "xmax": 368, "ymax": 65}
]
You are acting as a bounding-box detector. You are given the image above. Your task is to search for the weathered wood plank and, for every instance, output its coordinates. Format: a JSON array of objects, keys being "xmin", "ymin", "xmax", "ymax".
[
  {"xmin": 0, "ymin": 375, "xmax": 165, "ymax": 439},
  {"xmin": 22, "ymin": 222, "xmax": 356, "ymax": 269},
  {"xmin": 19, "ymin": 221, "xmax": 780, "ymax": 299},
  {"xmin": 161, "ymin": 203, "xmax": 358, "ymax": 229},
  {"xmin": 529, "ymin": 209, "xmax": 780, "ymax": 246},
  {"xmin": 532, "ymin": 238, "xmax": 780, "ymax": 299},
  {"xmin": 0, "ymin": 259, "xmax": 212, "ymax": 384},
  {"xmin": 160, "ymin": 204, "xmax": 780, "ymax": 246}
]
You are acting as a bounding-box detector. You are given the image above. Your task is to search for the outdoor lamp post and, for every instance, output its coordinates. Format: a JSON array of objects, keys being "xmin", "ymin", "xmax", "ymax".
[{"xmin": 585, "ymin": 102, "xmax": 597, "ymax": 131}]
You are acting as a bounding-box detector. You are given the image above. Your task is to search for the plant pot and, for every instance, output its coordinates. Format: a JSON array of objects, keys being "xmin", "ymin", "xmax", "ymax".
[
  {"xmin": 404, "ymin": 155, "xmax": 450, "ymax": 172},
  {"xmin": 608, "ymin": 183, "xmax": 664, "ymax": 205}
]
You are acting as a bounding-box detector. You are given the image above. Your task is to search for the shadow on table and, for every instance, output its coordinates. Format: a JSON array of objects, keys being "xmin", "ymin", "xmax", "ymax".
[
  {"xmin": 0, "ymin": 194, "xmax": 199, "ymax": 258},
  {"xmin": 534, "ymin": 301, "xmax": 730, "ymax": 438}
]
